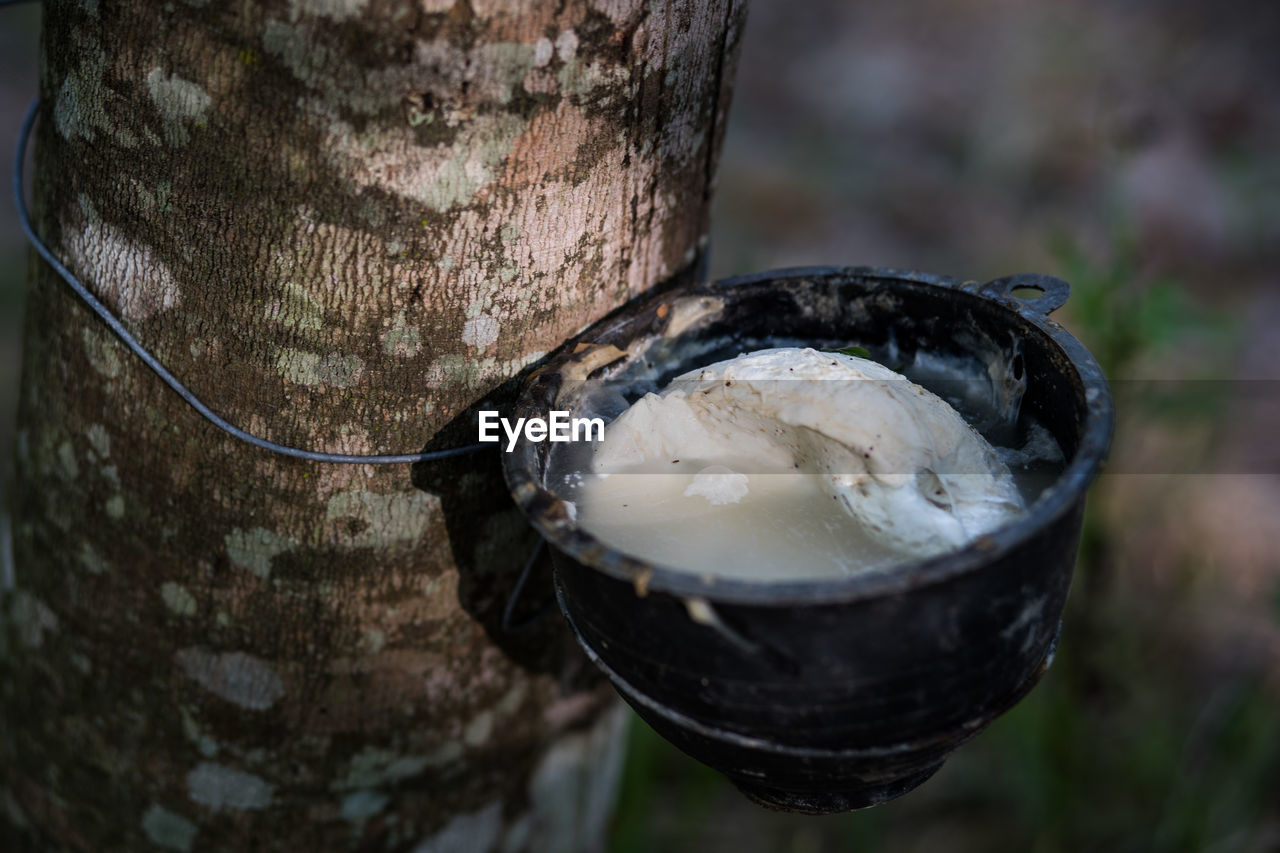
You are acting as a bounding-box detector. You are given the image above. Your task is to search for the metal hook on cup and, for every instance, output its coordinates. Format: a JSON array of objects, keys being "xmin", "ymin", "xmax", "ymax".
[{"xmin": 977, "ymin": 273, "xmax": 1070, "ymax": 317}]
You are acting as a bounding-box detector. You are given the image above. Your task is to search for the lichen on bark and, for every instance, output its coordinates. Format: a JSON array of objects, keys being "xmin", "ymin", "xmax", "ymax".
[{"xmin": 1, "ymin": 0, "xmax": 747, "ymax": 850}]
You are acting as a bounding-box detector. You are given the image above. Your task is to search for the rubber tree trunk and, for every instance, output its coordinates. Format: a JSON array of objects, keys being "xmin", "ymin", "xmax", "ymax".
[{"xmin": 0, "ymin": 1, "xmax": 746, "ymax": 850}]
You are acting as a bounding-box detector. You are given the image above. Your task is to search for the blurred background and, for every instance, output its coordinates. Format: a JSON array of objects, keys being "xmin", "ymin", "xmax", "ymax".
[
  {"xmin": 2, "ymin": 0, "xmax": 1277, "ymax": 850},
  {"xmin": 0, "ymin": 3, "xmax": 38, "ymax": 593},
  {"xmin": 619, "ymin": 1, "xmax": 1280, "ymax": 851}
]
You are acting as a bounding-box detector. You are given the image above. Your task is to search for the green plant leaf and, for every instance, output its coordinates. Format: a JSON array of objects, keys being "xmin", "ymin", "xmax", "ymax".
[{"xmin": 824, "ymin": 345, "xmax": 872, "ymax": 359}]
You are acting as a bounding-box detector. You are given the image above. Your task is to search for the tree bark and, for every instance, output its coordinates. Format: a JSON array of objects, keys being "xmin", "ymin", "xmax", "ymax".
[{"xmin": 0, "ymin": 1, "xmax": 745, "ymax": 850}]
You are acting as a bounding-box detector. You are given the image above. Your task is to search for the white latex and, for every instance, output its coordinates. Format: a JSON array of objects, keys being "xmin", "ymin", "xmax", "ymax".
[{"xmin": 589, "ymin": 347, "xmax": 1025, "ymax": 560}]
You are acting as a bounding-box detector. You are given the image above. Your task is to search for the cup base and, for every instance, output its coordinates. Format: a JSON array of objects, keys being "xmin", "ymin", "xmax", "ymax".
[{"xmin": 733, "ymin": 763, "xmax": 943, "ymax": 814}]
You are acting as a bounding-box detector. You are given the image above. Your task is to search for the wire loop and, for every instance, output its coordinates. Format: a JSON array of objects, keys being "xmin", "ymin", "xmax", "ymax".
[
  {"xmin": 12, "ymin": 92, "xmax": 554, "ymax": 630},
  {"xmin": 501, "ymin": 538, "xmax": 555, "ymax": 633},
  {"xmin": 12, "ymin": 98, "xmax": 492, "ymax": 465}
]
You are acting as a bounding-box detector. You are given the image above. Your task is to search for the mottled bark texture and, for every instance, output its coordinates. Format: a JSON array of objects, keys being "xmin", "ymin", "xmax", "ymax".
[{"xmin": 0, "ymin": 0, "xmax": 745, "ymax": 850}]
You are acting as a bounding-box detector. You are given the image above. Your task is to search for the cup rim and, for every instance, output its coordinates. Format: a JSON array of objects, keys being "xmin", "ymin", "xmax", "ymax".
[{"xmin": 502, "ymin": 265, "xmax": 1115, "ymax": 606}]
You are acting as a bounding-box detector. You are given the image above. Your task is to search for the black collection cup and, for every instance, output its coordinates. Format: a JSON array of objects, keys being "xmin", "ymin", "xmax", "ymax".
[{"xmin": 503, "ymin": 267, "xmax": 1114, "ymax": 813}]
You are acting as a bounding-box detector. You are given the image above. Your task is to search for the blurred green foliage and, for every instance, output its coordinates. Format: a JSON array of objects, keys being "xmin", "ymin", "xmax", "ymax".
[{"xmin": 1050, "ymin": 231, "xmax": 1237, "ymax": 379}]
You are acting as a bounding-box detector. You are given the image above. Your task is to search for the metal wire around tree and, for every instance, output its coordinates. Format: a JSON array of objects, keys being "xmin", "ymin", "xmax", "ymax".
[
  {"xmin": 12, "ymin": 98, "xmax": 495, "ymax": 465},
  {"xmin": 7, "ymin": 66, "xmax": 552, "ymax": 627}
]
